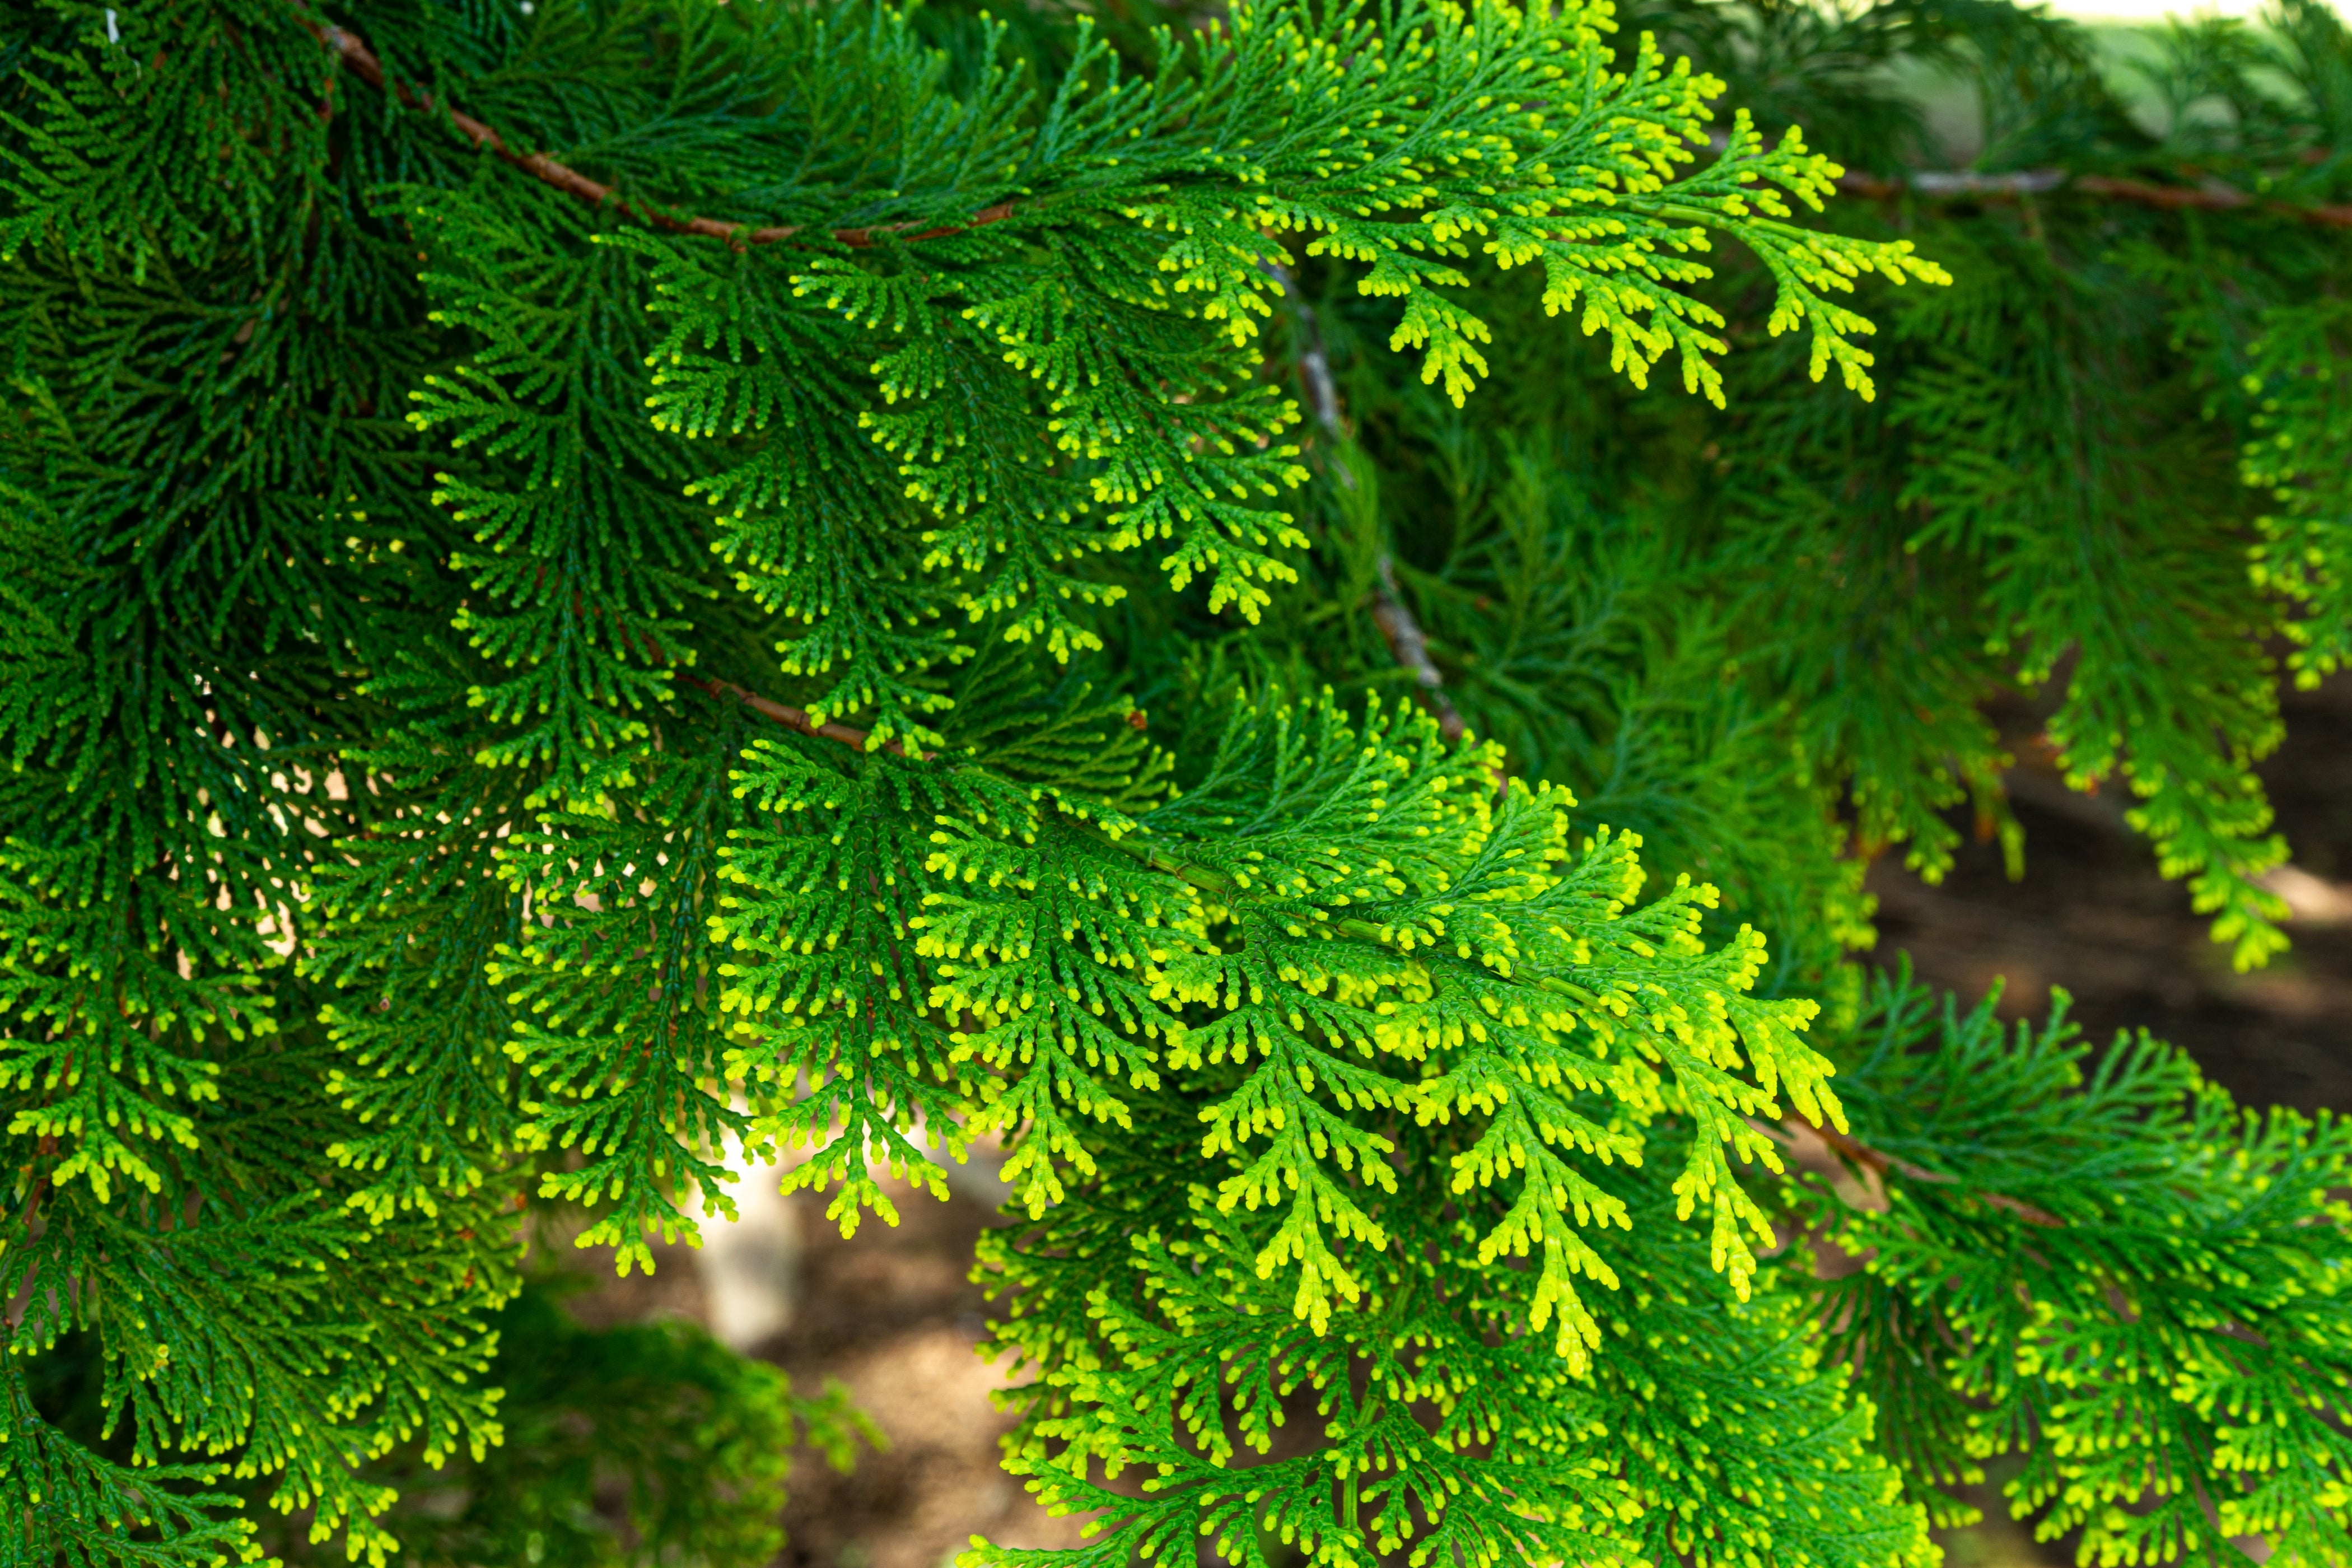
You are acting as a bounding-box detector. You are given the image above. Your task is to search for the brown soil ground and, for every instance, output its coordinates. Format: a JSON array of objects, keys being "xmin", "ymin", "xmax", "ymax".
[
  {"xmin": 1871, "ymin": 679, "xmax": 2352, "ymax": 1118},
  {"xmin": 571, "ymin": 678, "xmax": 2352, "ymax": 1568},
  {"xmin": 565, "ymin": 1180, "xmax": 1086, "ymax": 1568}
]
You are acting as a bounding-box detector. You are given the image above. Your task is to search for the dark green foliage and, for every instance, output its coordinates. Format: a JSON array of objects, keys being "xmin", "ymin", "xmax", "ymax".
[
  {"xmin": 2249, "ymin": 298, "xmax": 2352, "ymax": 685},
  {"xmin": 21, "ymin": 1274, "xmax": 875, "ymax": 1568},
  {"xmin": 2, "ymin": 0, "xmax": 2349, "ymax": 1565},
  {"xmin": 267, "ymin": 1281, "xmax": 878, "ymax": 1568}
]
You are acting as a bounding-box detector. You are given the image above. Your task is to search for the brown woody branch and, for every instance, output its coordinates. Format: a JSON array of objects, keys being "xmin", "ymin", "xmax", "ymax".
[
  {"xmin": 1804, "ymin": 1116, "xmax": 2063, "ymax": 1228},
  {"xmin": 320, "ymin": 14, "xmax": 2352, "ymax": 242},
  {"xmin": 1259, "ymin": 264, "xmax": 1472, "ymax": 744},
  {"xmin": 320, "ymin": 16, "xmax": 2352, "ymax": 246},
  {"xmin": 679, "ymin": 673, "xmax": 928, "ymax": 758},
  {"xmin": 1261, "ymin": 261, "xmax": 1347, "ymax": 446},
  {"xmin": 6, "ymin": 1135, "xmax": 60, "ymax": 1334},
  {"xmin": 13, "ymin": 1134, "xmax": 58, "ymax": 1233},
  {"xmin": 1370, "ymin": 557, "xmax": 1468, "ymax": 744},
  {"xmin": 1838, "ymin": 166, "xmax": 2352, "ymax": 228},
  {"xmin": 311, "ymin": 21, "xmax": 1016, "ymax": 250}
]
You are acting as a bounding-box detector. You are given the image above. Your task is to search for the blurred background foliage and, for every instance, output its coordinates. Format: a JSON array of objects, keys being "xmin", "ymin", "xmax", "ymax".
[{"xmin": 22, "ymin": 1216, "xmax": 879, "ymax": 1568}]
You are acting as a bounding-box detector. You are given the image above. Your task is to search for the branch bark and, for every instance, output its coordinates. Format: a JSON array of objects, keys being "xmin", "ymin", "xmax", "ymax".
[
  {"xmin": 12, "ymin": 1133, "xmax": 57, "ymax": 1233},
  {"xmin": 319, "ymin": 15, "xmax": 2352, "ymax": 243},
  {"xmin": 1800, "ymin": 1116, "xmax": 2063, "ymax": 1227},
  {"xmin": 1369, "ymin": 557, "xmax": 1468, "ymax": 744},
  {"xmin": 311, "ymin": 20, "xmax": 1017, "ymax": 250},
  {"xmin": 1261, "ymin": 263, "xmax": 1471, "ymax": 744},
  {"xmin": 1261, "ymin": 262, "xmax": 1346, "ymax": 444},
  {"xmin": 680, "ymin": 673, "xmax": 927, "ymax": 758},
  {"xmin": 1838, "ymin": 166, "xmax": 2352, "ymax": 228}
]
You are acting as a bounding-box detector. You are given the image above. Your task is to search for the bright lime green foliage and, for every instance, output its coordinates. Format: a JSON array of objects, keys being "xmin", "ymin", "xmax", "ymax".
[
  {"xmin": 981, "ymin": 1135, "xmax": 1929, "ymax": 1568},
  {"xmin": 715, "ymin": 696, "xmax": 1840, "ymax": 1335},
  {"xmin": 3, "ymin": 0, "xmax": 2350, "ymax": 1565}
]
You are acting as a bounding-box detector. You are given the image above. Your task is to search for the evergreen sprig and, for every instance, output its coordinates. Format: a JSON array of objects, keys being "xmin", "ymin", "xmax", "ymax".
[
  {"xmin": 1812, "ymin": 973, "xmax": 2352, "ymax": 1568},
  {"xmin": 3, "ymin": 0, "xmax": 2349, "ymax": 1564}
]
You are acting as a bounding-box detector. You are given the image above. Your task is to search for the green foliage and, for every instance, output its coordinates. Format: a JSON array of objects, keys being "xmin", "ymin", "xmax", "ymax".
[
  {"xmin": 1166, "ymin": 0, "xmax": 2352, "ymax": 977},
  {"xmin": 1812, "ymin": 972, "xmax": 2352, "ymax": 1567},
  {"xmin": 2248, "ymin": 299, "xmax": 2352, "ymax": 687},
  {"xmin": 979, "ymin": 1135, "xmax": 1929, "ymax": 1568},
  {"xmin": 2, "ymin": 0, "xmax": 2350, "ymax": 1565},
  {"xmin": 266, "ymin": 1280, "xmax": 880, "ymax": 1568},
  {"xmin": 1, "ymin": 1018, "xmax": 515, "ymax": 1566},
  {"xmin": 20, "ymin": 1273, "xmax": 875, "ymax": 1568}
]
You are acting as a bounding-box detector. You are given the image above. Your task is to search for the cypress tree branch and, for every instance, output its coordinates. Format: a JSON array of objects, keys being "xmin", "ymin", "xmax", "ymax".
[
  {"xmin": 688, "ymin": 663, "xmax": 1543, "ymax": 978},
  {"xmin": 311, "ymin": 20, "xmax": 1017, "ymax": 249},
  {"xmin": 20, "ymin": 6, "xmax": 2352, "ymax": 1558},
  {"xmin": 690, "ymin": 646, "xmax": 2060, "ymax": 1226}
]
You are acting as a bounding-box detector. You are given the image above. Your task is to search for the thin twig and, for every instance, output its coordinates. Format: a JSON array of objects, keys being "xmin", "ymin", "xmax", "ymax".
[
  {"xmin": 680, "ymin": 673, "xmax": 928, "ymax": 758},
  {"xmin": 1260, "ymin": 266, "xmax": 1473, "ymax": 744},
  {"xmin": 1369, "ymin": 557, "xmax": 1467, "ymax": 744},
  {"xmin": 311, "ymin": 21, "xmax": 1017, "ymax": 250},
  {"xmin": 1803, "ymin": 1117, "xmax": 2063, "ymax": 1228},
  {"xmin": 1838, "ymin": 166, "xmax": 2352, "ymax": 228},
  {"xmin": 321, "ymin": 13, "xmax": 2352, "ymax": 242}
]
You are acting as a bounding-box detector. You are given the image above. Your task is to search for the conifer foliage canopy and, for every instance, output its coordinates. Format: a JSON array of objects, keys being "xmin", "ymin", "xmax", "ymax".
[{"xmin": 1, "ymin": 0, "xmax": 2349, "ymax": 1565}]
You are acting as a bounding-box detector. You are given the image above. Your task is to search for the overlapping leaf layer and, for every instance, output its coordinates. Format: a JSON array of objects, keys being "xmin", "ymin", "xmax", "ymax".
[{"xmin": 2, "ymin": 1, "xmax": 2348, "ymax": 1565}]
